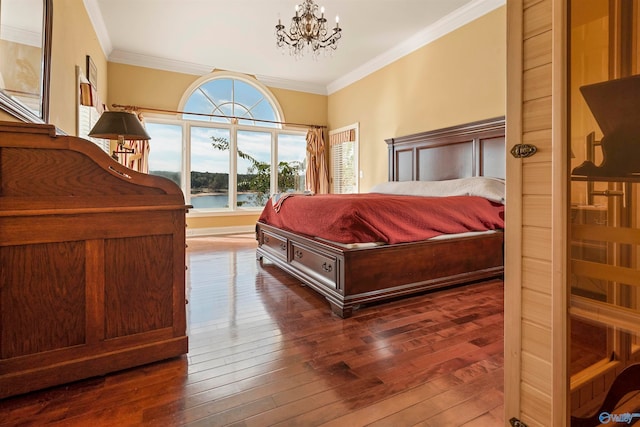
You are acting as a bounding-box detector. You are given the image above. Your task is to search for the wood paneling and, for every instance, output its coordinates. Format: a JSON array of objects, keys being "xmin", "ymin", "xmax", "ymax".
[
  {"xmin": 522, "ymin": 288, "xmax": 553, "ymax": 328},
  {"xmin": 523, "ymin": 162, "xmax": 553, "ymax": 195},
  {"xmin": 1, "ymin": 148, "xmax": 165, "ymax": 197},
  {"xmin": 0, "ymin": 121, "xmax": 188, "ymax": 399},
  {"xmin": 522, "ymin": 258, "xmax": 553, "ymax": 294},
  {"xmin": 524, "ymin": 31, "xmax": 553, "ymax": 69},
  {"xmin": 104, "ymin": 235, "xmax": 175, "ymax": 338},
  {"xmin": 522, "ymin": 351, "xmax": 553, "ymax": 394},
  {"xmin": 523, "ymin": 97, "xmax": 553, "ymax": 132},
  {"xmin": 522, "ymin": 320, "xmax": 552, "ymax": 361},
  {"xmin": 524, "ymin": 0, "xmax": 553, "ymax": 39},
  {"xmin": 523, "ymin": 129, "xmax": 553, "ymax": 163},
  {"xmin": 521, "ymin": 382, "xmax": 552, "ymax": 426},
  {"xmin": 523, "ymin": 195, "xmax": 552, "ymax": 228},
  {"xmin": 506, "ymin": 0, "xmax": 564, "ymax": 423},
  {"xmin": 523, "ymin": 63, "xmax": 553, "ymax": 101},
  {"xmin": 522, "ymin": 226, "xmax": 553, "ymax": 261},
  {"xmin": 0, "ymin": 242, "xmax": 86, "ymax": 358}
]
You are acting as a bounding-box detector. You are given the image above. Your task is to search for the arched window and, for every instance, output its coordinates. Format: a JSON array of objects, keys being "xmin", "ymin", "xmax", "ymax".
[
  {"xmin": 182, "ymin": 77, "xmax": 280, "ymax": 127},
  {"xmin": 146, "ymin": 72, "xmax": 306, "ymax": 213}
]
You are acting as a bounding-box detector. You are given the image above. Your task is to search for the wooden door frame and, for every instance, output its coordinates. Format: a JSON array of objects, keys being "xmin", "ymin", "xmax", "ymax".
[
  {"xmin": 504, "ymin": 0, "xmax": 569, "ymax": 425},
  {"xmin": 552, "ymin": 0, "xmax": 569, "ymax": 426},
  {"xmin": 504, "ymin": 0, "xmax": 524, "ymax": 422}
]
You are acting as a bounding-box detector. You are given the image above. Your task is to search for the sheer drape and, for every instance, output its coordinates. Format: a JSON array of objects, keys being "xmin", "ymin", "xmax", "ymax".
[{"xmin": 305, "ymin": 127, "xmax": 329, "ymax": 194}]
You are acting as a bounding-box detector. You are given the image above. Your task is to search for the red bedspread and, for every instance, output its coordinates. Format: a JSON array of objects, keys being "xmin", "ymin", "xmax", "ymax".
[{"xmin": 258, "ymin": 193, "xmax": 504, "ymax": 244}]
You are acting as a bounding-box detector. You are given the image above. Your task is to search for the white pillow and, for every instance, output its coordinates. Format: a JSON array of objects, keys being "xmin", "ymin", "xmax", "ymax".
[{"xmin": 369, "ymin": 177, "xmax": 505, "ymax": 204}]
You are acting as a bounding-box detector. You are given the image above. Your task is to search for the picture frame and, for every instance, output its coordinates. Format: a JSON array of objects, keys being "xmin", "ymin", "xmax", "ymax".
[{"xmin": 86, "ymin": 55, "xmax": 97, "ymax": 89}]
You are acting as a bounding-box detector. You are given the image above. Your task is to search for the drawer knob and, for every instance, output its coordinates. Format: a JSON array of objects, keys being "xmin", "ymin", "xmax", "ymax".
[
  {"xmin": 295, "ymin": 249, "xmax": 303, "ymax": 259},
  {"xmin": 280, "ymin": 242, "xmax": 287, "ymax": 251},
  {"xmin": 322, "ymin": 262, "xmax": 333, "ymax": 273},
  {"xmin": 264, "ymin": 235, "xmax": 270, "ymax": 243}
]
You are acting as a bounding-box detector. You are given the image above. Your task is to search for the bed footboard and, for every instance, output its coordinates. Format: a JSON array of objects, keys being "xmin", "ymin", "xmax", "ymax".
[{"xmin": 256, "ymin": 223, "xmax": 503, "ymax": 318}]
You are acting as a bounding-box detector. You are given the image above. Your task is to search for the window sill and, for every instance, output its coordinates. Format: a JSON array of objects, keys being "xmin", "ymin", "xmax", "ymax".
[{"xmin": 187, "ymin": 208, "xmax": 263, "ymax": 218}]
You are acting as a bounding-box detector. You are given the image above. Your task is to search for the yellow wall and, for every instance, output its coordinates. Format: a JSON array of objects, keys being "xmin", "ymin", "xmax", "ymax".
[
  {"xmin": 0, "ymin": 110, "xmax": 16, "ymax": 121},
  {"xmin": 49, "ymin": 0, "xmax": 107, "ymax": 135},
  {"xmin": 107, "ymin": 63, "xmax": 195, "ymax": 112},
  {"xmin": 328, "ymin": 6, "xmax": 506, "ymax": 191}
]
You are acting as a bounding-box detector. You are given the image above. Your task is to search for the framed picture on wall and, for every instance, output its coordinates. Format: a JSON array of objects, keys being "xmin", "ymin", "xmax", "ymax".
[{"xmin": 86, "ymin": 55, "xmax": 98, "ymax": 89}]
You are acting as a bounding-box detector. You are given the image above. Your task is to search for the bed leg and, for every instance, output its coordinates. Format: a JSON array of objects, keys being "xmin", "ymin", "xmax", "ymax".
[{"xmin": 256, "ymin": 253, "xmax": 273, "ymax": 265}]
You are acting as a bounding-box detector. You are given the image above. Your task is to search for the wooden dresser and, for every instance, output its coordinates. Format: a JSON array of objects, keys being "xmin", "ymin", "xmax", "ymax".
[{"xmin": 0, "ymin": 121, "xmax": 189, "ymax": 399}]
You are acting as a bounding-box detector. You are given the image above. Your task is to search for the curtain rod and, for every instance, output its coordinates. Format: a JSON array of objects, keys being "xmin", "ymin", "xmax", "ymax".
[{"xmin": 111, "ymin": 104, "xmax": 326, "ymax": 129}]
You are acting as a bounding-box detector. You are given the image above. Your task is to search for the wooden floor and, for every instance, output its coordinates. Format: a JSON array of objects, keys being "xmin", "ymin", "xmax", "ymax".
[{"xmin": 0, "ymin": 234, "xmax": 505, "ymax": 426}]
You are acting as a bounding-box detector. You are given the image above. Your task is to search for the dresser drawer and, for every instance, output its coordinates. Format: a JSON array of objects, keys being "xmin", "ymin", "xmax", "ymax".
[
  {"xmin": 290, "ymin": 241, "xmax": 337, "ymax": 289},
  {"xmin": 260, "ymin": 229, "xmax": 288, "ymax": 260}
]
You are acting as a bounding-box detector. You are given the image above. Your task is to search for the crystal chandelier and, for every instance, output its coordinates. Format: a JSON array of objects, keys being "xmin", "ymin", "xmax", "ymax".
[{"xmin": 275, "ymin": 0, "xmax": 342, "ymax": 59}]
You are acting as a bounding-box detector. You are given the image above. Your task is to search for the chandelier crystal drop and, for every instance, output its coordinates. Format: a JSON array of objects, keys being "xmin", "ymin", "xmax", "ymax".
[{"xmin": 275, "ymin": 0, "xmax": 342, "ymax": 59}]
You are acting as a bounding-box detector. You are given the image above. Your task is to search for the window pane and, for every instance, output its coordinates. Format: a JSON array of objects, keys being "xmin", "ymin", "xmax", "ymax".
[
  {"xmin": 237, "ymin": 130, "xmax": 271, "ymax": 208},
  {"xmin": 250, "ymin": 100, "xmax": 279, "ymax": 128},
  {"xmin": 201, "ymin": 79, "xmax": 232, "ymax": 108},
  {"xmin": 183, "ymin": 80, "xmax": 233, "ymax": 123},
  {"xmin": 183, "ymin": 89, "xmax": 217, "ymax": 122},
  {"xmin": 331, "ymin": 138, "xmax": 357, "ymax": 194},
  {"xmin": 278, "ymin": 134, "xmax": 306, "ymax": 193},
  {"xmin": 234, "ymin": 80, "xmax": 263, "ymax": 111},
  {"xmin": 147, "ymin": 122, "xmax": 182, "ymax": 188},
  {"xmin": 339, "ymin": 141, "xmax": 357, "ymax": 193},
  {"xmin": 191, "ymin": 126, "xmax": 230, "ymax": 209},
  {"xmin": 182, "ymin": 77, "xmax": 279, "ymax": 128}
]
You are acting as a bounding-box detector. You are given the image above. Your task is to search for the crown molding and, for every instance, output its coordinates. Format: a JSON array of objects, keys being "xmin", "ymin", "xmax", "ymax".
[
  {"xmin": 0, "ymin": 25, "xmax": 40, "ymax": 47},
  {"xmin": 83, "ymin": 0, "xmax": 112, "ymax": 55},
  {"xmin": 326, "ymin": 0, "xmax": 505, "ymax": 94},
  {"xmin": 84, "ymin": 0, "xmax": 504, "ymax": 96},
  {"xmin": 254, "ymin": 75, "xmax": 327, "ymax": 95},
  {"xmin": 108, "ymin": 49, "xmax": 213, "ymax": 75},
  {"xmin": 108, "ymin": 50, "xmax": 328, "ymax": 94}
]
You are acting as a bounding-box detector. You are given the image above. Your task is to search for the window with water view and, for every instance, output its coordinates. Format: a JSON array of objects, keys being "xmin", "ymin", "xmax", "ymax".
[{"xmin": 146, "ymin": 75, "xmax": 307, "ymax": 211}]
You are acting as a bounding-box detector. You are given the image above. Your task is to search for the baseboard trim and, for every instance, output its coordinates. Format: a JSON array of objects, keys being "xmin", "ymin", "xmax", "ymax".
[{"xmin": 186, "ymin": 225, "xmax": 255, "ymax": 237}]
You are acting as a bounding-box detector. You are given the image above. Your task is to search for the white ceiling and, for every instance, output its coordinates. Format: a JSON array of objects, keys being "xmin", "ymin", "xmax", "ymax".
[{"xmin": 85, "ymin": 0, "xmax": 504, "ymax": 94}]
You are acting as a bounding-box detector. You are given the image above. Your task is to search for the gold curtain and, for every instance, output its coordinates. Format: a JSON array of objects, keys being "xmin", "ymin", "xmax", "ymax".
[
  {"xmin": 329, "ymin": 129, "xmax": 355, "ymax": 146},
  {"xmin": 305, "ymin": 127, "xmax": 329, "ymax": 194}
]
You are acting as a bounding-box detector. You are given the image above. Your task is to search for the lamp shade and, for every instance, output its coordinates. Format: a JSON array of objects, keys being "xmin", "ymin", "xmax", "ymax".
[{"xmin": 88, "ymin": 111, "xmax": 150, "ymax": 140}]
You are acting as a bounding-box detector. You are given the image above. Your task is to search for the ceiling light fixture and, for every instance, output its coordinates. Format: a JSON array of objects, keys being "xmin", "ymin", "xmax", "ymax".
[{"xmin": 275, "ymin": 0, "xmax": 342, "ymax": 59}]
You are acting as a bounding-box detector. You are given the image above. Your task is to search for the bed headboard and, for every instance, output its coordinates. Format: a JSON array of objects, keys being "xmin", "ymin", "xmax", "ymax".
[{"xmin": 385, "ymin": 116, "xmax": 506, "ymax": 182}]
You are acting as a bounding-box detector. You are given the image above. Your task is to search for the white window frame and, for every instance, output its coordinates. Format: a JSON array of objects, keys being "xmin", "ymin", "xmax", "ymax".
[
  {"xmin": 76, "ymin": 66, "xmax": 106, "ymax": 153},
  {"xmin": 329, "ymin": 123, "xmax": 359, "ymax": 194},
  {"xmin": 143, "ymin": 72, "xmax": 308, "ymax": 216}
]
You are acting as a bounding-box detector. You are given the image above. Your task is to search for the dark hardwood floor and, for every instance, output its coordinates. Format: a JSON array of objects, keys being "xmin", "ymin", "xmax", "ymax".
[{"xmin": 0, "ymin": 234, "xmax": 505, "ymax": 426}]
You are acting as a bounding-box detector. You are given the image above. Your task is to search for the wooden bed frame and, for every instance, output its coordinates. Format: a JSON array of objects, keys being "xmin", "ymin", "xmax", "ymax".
[{"xmin": 256, "ymin": 117, "xmax": 506, "ymax": 318}]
